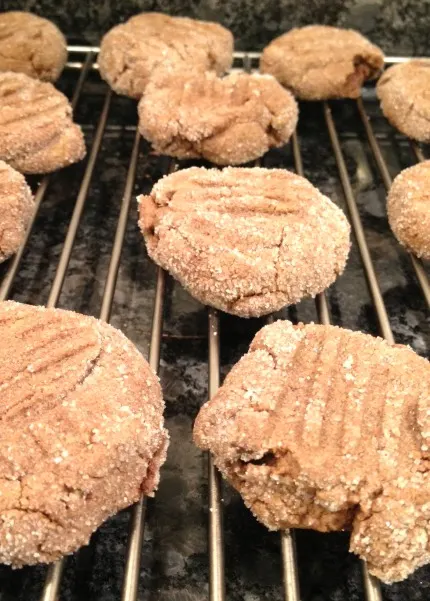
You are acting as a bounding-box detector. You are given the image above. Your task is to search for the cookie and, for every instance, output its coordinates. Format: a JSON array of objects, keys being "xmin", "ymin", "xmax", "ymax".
[
  {"xmin": 138, "ymin": 167, "xmax": 350, "ymax": 317},
  {"xmin": 0, "ymin": 12, "xmax": 67, "ymax": 82},
  {"xmin": 0, "ymin": 161, "xmax": 34, "ymax": 263},
  {"xmin": 0, "ymin": 301, "xmax": 168, "ymax": 567},
  {"xmin": 99, "ymin": 12, "xmax": 233, "ymax": 99},
  {"xmin": 387, "ymin": 160, "xmax": 430, "ymax": 259},
  {"xmin": 260, "ymin": 25, "xmax": 384, "ymax": 100},
  {"xmin": 0, "ymin": 72, "xmax": 86, "ymax": 174},
  {"xmin": 376, "ymin": 60, "xmax": 430, "ymax": 142},
  {"xmin": 194, "ymin": 319, "xmax": 430, "ymax": 583},
  {"xmin": 138, "ymin": 71, "xmax": 298, "ymax": 165}
]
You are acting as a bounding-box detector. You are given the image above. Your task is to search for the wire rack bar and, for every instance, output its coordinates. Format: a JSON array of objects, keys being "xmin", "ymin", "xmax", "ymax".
[
  {"xmin": 410, "ymin": 141, "xmax": 426, "ymax": 163},
  {"xmin": 39, "ymin": 560, "xmax": 66, "ymax": 601},
  {"xmin": 38, "ymin": 87, "xmax": 113, "ymax": 601},
  {"xmin": 100, "ymin": 129, "xmax": 141, "ymax": 321},
  {"xmin": 69, "ymin": 52, "xmax": 95, "ymax": 109},
  {"xmin": 65, "ymin": 46, "xmax": 411, "ymax": 61},
  {"xmin": 46, "ymin": 89, "xmax": 112, "ymax": 308},
  {"xmin": 121, "ymin": 157, "xmax": 176, "ymax": 600},
  {"xmin": 355, "ymin": 97, "xmax": 430, "ymax": 308},
  {"xmin": 292, "ymin": 126, "xmax": 385, "ymax": 601},
  {"xmin": 291, "ymin": 131, "xmax": 331, "ymax": 326},
  {"xmin": 324, "ymin": 101, "xmax": 395, "ymax": 345},
  {"xmin": 275, "ymin": 131, "xmax": 307, "ymax": 601},
  {"xmin": 280, "ymin": 531, "xmax": 300, "ymax": 601},
  {"xmin": 362, "ymin": 562, "xmax": 384, "ymax": 601},
  {"xmin": 323, "ymin": 102, "xmax": 394, "ymax": 601},
  {"xmin": 39, "ymin": 124, "xmax": 150, "ymax": 601},
  {"xmin": 207, "ymin": 308, "xmax": 225, "ymax": 601},
  {"xmin": 121, "ymin": 266, "xmax": 166, "ymax": 601},
  {"xmin": 0, "ymin": 52, "xmax": 94, "ymax": 303}
]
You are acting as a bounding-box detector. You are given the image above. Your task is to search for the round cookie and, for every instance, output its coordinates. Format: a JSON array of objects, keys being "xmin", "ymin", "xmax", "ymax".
[
  {"xmin": 376, "ymin": 60, "xmax": 430, "ymax": 142},
  {"xmin": 0, "ymin": 12, "xmax": 67, "ymax": 82},
  {"xmin": 98, "ymin": 12, "xmax": 234, "ymax": 99},
  {"xmin": 138, "ymin": 167, "xmax": 350, "ymax": 318},
  {"xmin": 260, "ymin": 25, "xmax": 384, "ymax": 100},
  {"xmin": 0, "ymin": 72, "xmax": 86, "ymax": 174},
  {"xmin": 0, "ymin": 161, "xmax": 34, "ymax": 263},
  {"xmin": 193, "ymin": 319, "xmax": 430, "ymax": 583},
  {"xmin": 0, "ymin": 300, "xmax": 168, "ymax": 567},
  {"xmin": 387, "ymin": 160, "xmax": 430, "ymax": 259},
  {"xmin": 138, "ymin": 71, "xmax": 298, "ymax": 165}
]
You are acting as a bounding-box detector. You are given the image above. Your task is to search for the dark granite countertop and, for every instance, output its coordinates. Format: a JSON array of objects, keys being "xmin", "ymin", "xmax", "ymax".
[
  {"xmin": 2, "ymin": 0, "xmax": 430, "ymax": 55},
  {"xmin": 0, "ymin": 61, "xmax": 429, "ymax": 601}
]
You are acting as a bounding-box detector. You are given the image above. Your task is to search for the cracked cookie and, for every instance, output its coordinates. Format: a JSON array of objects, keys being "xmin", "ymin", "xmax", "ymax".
[
  {"xmin": 138, "ymin": 167, "xmax": 350, "ymax": 317},
  {"xmin": 0, "ymin": 161, "xmax": 34, "ymax": 263},
  {"xmin": 0, "ymin": 72, "xmax": 86, "ymax": 174},
  {"xmin": 0, "ymin": 301, "xmax": 168, "ymax": 567},
  {"xmin": 138, "ymin": 71, "xmax": 298, "ymax": 165},
  {"xmin": 260, "ymin": 25, "xmax": 384, "ymax": 100},
  {"xmin": 387, "ymin": 160, "xmax": 430, "ymax": 259},
  {"xmin": 98, "ymin": 12, "xmax": 233, "ymax": 99},
  {"xmin": 194, "ymin": 319, "xmax": 430, "ymax": 583},
  {"xmin": 0, "ymin": 12, "xmax": 67, "ymax": 82},
  {"xmin": 377, "ymin": 60, "xmax": 430, "ymax": 142}
]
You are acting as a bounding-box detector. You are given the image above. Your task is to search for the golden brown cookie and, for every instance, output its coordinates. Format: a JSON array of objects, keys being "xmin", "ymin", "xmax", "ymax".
[
  {"xmin": 0, "ymin": 12, "xmax": 67, "ymax": 82},
  {"xmin": 138, "ymin": 71, "xmax": 298, "ymax": 165},
  {"xmin": 194, "ymin": 319, "xmax": 430, "ymax": 583},
  {"xmin": 0, "ymin": 300, "xmax": 168, "ymax": 567},
  {"xmin": 260, "ymin": 25, "xmax": 384, "ymax": 100},
  {"xmin": 0, "ymin": 72, "xmax": 86, "ymax": 174},
  {"xmin": 99, "ymin": 12, "xmax": 233, "ymax": 99},
  {"xmin": 377, "ymin": 60, "xmax": 430, "ymax": 142},
  {"xmin": 138, "ymin": 167, "xmax": 350, "ymax": 317},
  {"xmin": 387, "ymin": 160, "xmax": 430, "ymax": 259},
  {"xmin": 0, "ymin": 161, "xmax": 34, "ymax": 263}
]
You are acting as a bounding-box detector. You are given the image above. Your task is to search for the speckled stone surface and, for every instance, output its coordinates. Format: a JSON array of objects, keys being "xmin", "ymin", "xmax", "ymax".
[
  {"xmin": 0, "ymin": 61, "xmax": 429, "ymax": 600},
  {"xmin": 1, "ymin": 0, "xmax": 429, "ymax": 54}
]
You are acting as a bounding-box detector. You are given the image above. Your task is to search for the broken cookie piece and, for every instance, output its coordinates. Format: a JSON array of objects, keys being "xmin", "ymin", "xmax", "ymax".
[
  {"xmin": 138, "ymin": 71, "xmax": 298, "ymax": 165},
  {"xmin": 138, "ymin": 167, "xmax": 350, "ymax": 317},
  {"xmin": 194, "ymin": 319, "xmax": 430, "ymax": 583},
  {"xmin": 260, "ymin": 25, "xmax": 384, "ymax": 100},
  {"xmin": 0, "ymin": 301, "xmax": 168, "ymax": 567}
]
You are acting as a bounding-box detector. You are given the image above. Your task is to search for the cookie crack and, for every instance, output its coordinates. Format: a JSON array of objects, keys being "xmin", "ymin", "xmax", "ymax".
[
  {"xmin": 0, "ymin": 476, "xmax": 65, "ymax": 530},
  {"xmin": 228, "ymin": 225, "xmax": 286, "ymax": 311},
  {"xmin": 1, "ymin": 326, "xmax": 104, "ymax": 422},
  {"xmin": 275, "ymin": 225, "xmax": 287, "ymax": 293},
  {"xmin": 0, "ymin": 231, "xmax": 6, "ymax": 261},
  {"xmin": 63, "ymin": 329, "xmax": 104, "ymax": 399},
  {"xmin": 406, "ymin": 98, "xmax": 430, "ymax": 122}
]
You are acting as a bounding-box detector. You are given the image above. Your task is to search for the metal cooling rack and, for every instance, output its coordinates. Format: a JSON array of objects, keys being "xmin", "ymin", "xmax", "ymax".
[{"xmin": 0, "ymin": 46, "xmax": 428, "ymax": 601}]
